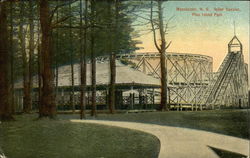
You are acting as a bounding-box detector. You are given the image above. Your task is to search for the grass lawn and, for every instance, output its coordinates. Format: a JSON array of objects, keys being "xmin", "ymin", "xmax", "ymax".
[
  {"xmin": 0, "ymin": 115, "xmax": 160, "ymax": 158},
  {"xmin": 89, "ymin": 109, "xmax": 250, "ymax": 139}
]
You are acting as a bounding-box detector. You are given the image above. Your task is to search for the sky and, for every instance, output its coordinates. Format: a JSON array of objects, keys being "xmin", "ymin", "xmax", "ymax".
[{"xmin": 134, "ymin": 1, "xmax": 249, "ymax": 72}]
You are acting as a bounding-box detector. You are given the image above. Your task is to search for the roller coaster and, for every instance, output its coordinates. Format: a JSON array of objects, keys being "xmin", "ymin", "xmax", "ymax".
[
  {"xmin": 117, "ymin": 35, "xmax": 248, "ymax": 109},
  {"xmin": 201, "ymin": 36, "xmax": 248, "ymax": 108},
  {"xmin": 14, "ymin": 36, "xmax": 248, "ymax": 111}
]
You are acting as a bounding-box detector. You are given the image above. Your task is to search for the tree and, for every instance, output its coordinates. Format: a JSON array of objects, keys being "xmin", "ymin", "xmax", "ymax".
[
  {"xmin": 39, "ymin": 0, "xmax": 56, "ymax": 118},
  {"xmin": 9, "ymin": 1, "xmax": 15, "ymax": 114},
  {"xmin": 150, "ymin": 0, "xmax": 171, "ymax": 110},
  {"xmin": 37, "ymin": 22, "xmax": 42, "ymax": 115},
  {"xmin": 107, "ymin": 0, "xmax": 116, "ymax": 114},
  {"xmin": 90, "ymin": 0, "xmax": 97, "ymax": 117},
  {"xmin": 19, "ymin": 2, "xmax": 31, "ymax": 113},
  {"xmin": 68, "ymin": 2, "xmax": 75, "ymax": 113},
  {"xmin": 38, "ymin": 0, "xmax": 79, "ymax": 118},
  {"xmin": 27, "ymin": 0, "xmax": 35, "ymax": 113},
  {"xmin": 80, "ymin": 0, "xmax": 88, "ymax": 119},
  {"xmin": 0, "ymin": 1, "xmax": 14, "ymax": 121},
  {"xmin": 50, "ymin": 0, "xmax": 137, "ymax": 116},
  {"xmin": 108, "ymin": 0, "xmax": 139, "ymax": 113},
  {"xmin": 54, "ymin": 0, "xmax": 59, "ymax": 107},
  {"xmin": 5, "ymin": 0, "xmax": 137, "ymax": 117}
]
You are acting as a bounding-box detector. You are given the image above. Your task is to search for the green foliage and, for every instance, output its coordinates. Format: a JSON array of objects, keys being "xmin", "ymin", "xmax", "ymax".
[
  {"xmin": 7, "ymin": 1, "xmax": 39, "ymax": 82},
  {"xmin": 51, "ymin": 0, "xmax": 139, "ymax": 68},
  {"xmin": 7, "ymin": 0, "xmax": 140, "ymax": 81},
  {"xmin": 120, "ymin": 59, "xmax": 136, "ymax": 68}
]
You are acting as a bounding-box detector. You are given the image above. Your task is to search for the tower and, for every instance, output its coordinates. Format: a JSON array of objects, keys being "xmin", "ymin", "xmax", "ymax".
[
  {"xmin": 203, "ymin": 35, "xmax": 248, "ymax": 109},
  {"xmin": 228, "ymin": 35, "xmax": 242, "ymax": 53}
]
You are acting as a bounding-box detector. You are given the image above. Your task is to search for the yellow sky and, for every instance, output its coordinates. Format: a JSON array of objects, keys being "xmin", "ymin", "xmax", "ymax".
[
  {"xmin": 135, "ymin": 1, "xmax": 249, "ymax": 72},
  {"xmin": 136, "ymin": 31, "xmax": 249, "ymax": 72}
]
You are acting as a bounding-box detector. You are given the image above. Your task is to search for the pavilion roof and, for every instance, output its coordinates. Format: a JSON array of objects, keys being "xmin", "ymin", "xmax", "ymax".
[{"xmin": 14, "ymin": 60, "xmax": 160, "ymax": 90}]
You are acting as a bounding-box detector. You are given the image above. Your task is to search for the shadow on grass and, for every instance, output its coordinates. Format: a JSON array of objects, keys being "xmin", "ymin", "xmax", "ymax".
[
  {"xmin": 92, "ymin": 110, "xmax": 250, "ymax": 139},
  {"xmin": 0, "ymin": 115, "xmax": 160, "ymax": 158},
  {"xmin": 208, "ymin": 146, "xmax": 248, "ymax": 158}
]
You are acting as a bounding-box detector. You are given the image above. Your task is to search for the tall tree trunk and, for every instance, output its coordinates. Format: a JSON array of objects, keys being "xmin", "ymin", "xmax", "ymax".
[
  {"xmin": 91, "ymin": 43, "xmax": 96, "ymax": 117},
  {"xmin": 19, "ymin": 2, "xmax": 30, "ymax": 113},
  {"xmin": 38, "ymin": 31, "xmax": 42, "ymax": 114},
  {"xmin": 55, "ymin": 65, "xmax": 58, "ymax": 106},
  {"xmin": 55, "ymin": 0, "xmax": 59, "ymax": 108},
  {"xmin": 70, "ymin": 56, "xmax": 75, "ymax": 113},
  {"xmin": 150, "ymin": 0, "xmax": 169, "ymax": 111},
  {"xmin": 39, "ymin": 0, "xmax": 56, "ymax": 118},
  {"xmin": 36, "ymin": 10, "xmax": 42, "ymax": 113},
  {"xmin": 159, "ymin": 50, "xmax": 167, "ymax": 110},
  {"xmin": 80, "ymin": 0, "xmax": 87, "ymax": 119},
  {"xmin": 108, "ymin": 0, "xmax": 116, "ymax": 114},
  {"xmin": 9, "ymin": 1, "xmax": 15, "ymax": 114},
  {"xmin": 0, "ymin": 2, "xmax": 14, "ymax": 121},
  {"xmin": 90, "ymin": 0, "xmax": 97, "ymax": 117},
  {"xmin": 157, "ymin": 0, "xmax": 168, "ymax": 111},
  {"xmin": 69, "ymin": 3, "xmax": 75, "ymax": 113},
  {"xmin": 109, "ymin": 53, "xmax": 116, "ymax": 114},
  {"xmin": 28, "ymin": 0, "xmax": 35, "ymax": 112}
]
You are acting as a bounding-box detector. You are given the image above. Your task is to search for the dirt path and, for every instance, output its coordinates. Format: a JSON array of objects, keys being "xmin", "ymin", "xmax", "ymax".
[{"xmin": 71, "ymin": 120, "xmax": 249, "ymax": 158}]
